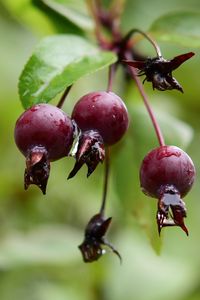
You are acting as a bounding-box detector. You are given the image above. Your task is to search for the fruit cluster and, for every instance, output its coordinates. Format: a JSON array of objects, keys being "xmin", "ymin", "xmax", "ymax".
[
  {"xmin": 15, "ymin": 1, "xmax": 196, "ymax": 263},
  {"xmin": 14, "ymin": 91, "xmax": 129, "ymax": 262},
  {"xmin": 15, "ymin": 91, "xmax": 129, "ymax": 193}
]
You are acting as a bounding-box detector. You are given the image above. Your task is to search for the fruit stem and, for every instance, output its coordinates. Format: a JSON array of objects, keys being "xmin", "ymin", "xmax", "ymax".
[
  {"xmin": 57, "ymin": 85, "xmax": 72, "ymax": 109},
  {"xmin": 123, "ymin": 29, "xmax": 162, "ymax": 58},
  {"xmin": 100, "ymin": 147, "xmax": 110, "ymax": 216},
  {"xmin": 86, "ymin": 0, "xmax": 109, "ymax": 48},
  {"xmin": 125, "ymin": 53, "xmax": 165, "ymax": 147},
  {"xmin": 107, "ymin": 64, "xmax": 117, "ymax": 92},
  {"xmin": 89, "ymin": 2, "xmax": 165, "ymax": 146}
]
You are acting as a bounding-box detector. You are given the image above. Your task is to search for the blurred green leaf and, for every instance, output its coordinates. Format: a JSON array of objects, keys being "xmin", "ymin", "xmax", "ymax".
[
  {"xmin": 41, "ymin": 0, "xmax": 94, "ymax": 30},
  {"xmin": 106, "ymin": 229, "xmax": 194, "ymax": 300},
  {"xmin": 150, "ymin": 11, "xmax": 200, "ymax": 47},
  {"xmin": 19, "ymin": 34, "xmax": 117, "ymax": 108},
  {"xmin": 0, "ymin": 225, "xmax": 82, "ymax": 268},
  {"xmin": 129, "ymin": 104, "xmax": 193, "ymax": 152},
  {"xmin": 2, "ymin": 0, "xmax": 84, "ymax": 36},
  {"xmin": 2, "ymin": 0, "xmax": 57, "ymax": 35}
]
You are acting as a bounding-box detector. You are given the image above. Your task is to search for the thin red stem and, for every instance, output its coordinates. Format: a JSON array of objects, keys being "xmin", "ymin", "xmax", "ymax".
[
  {"xmin": 100, "ymin": 147, "xmax": 110, "ymax": 216},
  {"xmin": 57, "ymin": 85, "xmax": 72, "ymax": 109},
  {"xmin": 107, "ymin": 64, "xmax": 117, "ymax": 92},
  {"xmin": 89, "ymin": 1, "xmax": 165, "ymax": 193},
  {"xmin": 123, "ymin": 29, "xmax": 162, "ymax": 58},
  {"xmin": 125, "ymin": 55, "xmax": 165, "ymax": 147},
  {"xmin": 86, "ymin": 0, "xmax": 109, "ymax": 48}
]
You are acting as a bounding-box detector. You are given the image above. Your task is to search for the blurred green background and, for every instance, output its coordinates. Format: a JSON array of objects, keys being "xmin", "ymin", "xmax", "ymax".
[{"xmin": 1, "ymin": 0, "xmax": 200, "ymax": 299}]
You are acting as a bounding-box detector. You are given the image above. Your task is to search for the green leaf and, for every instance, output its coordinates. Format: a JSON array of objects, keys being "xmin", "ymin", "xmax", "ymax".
[
  {"xmin": 41, "ymin": 0, "xmax": 94, "ymax": 30},
  {"xmin": 19, "ymin": 34, "xmax": 117, "ymax": 108},
  {"xmin": 150, "ymin": 11, "xmax": 200, "ymax": 47}
]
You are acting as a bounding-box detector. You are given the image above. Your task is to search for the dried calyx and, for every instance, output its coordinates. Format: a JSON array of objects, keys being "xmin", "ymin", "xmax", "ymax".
[
  {"xmin": 24, "ymin": 146, "xmax": 50, "ymax": 195},
  {"xmin": 157, "ymin": 185, "xmax": 188, "ymax": 235},
  {"xmin": 123, "ymin": 52, "xmax": 195, "ymax": 92},
  {"xmin": 68, "ymin": 130, "xmax": 105, "ymax": 179}
]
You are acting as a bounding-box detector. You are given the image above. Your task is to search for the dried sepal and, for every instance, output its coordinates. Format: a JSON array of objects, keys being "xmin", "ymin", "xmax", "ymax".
[
  {"xmin": 79, "ymin": 213, "xmax": 121, "ymax": 263},
  {"xmin": 123, "ymin": 52, "xmax": 194, "ymax": 92},
  {"xmin": 157, "ymin": 185, "xmax": 188, "ymax": 235},
  {"xmin": 68, "ymin": 130, "xmax": 105, "ymax": 179},
  {"xmin": 24, "ymin": 146, "xmax": 50, "ymax": 195}
]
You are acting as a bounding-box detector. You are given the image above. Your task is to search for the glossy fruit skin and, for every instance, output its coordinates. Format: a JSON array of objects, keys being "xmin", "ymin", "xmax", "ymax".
[
  {"xmin": 14, "ymin": 103, "xmax": 73, "ymax": 161},
  {"xmin": 140, "ymin": 145, "xmax": 195, "ymax": 198},
  {"xmin": 72, "ymin": 91, "xmax": 129, "ymax": 145}
]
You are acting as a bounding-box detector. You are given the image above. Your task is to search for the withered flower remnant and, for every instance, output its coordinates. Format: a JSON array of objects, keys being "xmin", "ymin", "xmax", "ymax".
[
  {"xmin": 124, "ymin": 52, "xmax": 195, "ymax": 92},
  {"xmin": 79, "ymin": 213, "xmax": 121, "ymax": 263}
]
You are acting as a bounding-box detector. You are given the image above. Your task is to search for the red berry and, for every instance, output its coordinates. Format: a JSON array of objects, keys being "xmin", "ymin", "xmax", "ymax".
[
  {"xmin": 72, "ymin": 91, "xmax": 129, "ymax": 145},
  {"xmin": 140, "ymin": 145, "xmax": 195, "ymax": 199},
  {"xmin": 14, "ymin": 103, "xmax": 74, "ymax": 194},
  {"xmin": 15, "ymin": 103, "xmax": 73, "ymax": 161},
  {"xmin": 139, "ymin": 145, "xmax": 196, "ymax": 235}
]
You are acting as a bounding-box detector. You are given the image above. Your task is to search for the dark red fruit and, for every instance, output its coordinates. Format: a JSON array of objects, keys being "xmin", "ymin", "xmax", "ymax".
[
  {"xmin": 15, "ymin": 103, "xmax": 73, "ymax": 161},
  {"xmin": 15, "ymin": 103, "xmax": 74, "ymax": 193},
  {"xmin": 72, "ymin": 91, "xmax": 129, "ymax": 145},
  {"xmin": 68, "ymin": 91, "xmax": 129, "ymax": 179},
  {"xmin": 140, "ymin": 145, "xmax": 195, "ymax": 198},
  {"xmin": 140, "ymin": 145, "xmax": 195, "ymax": 235}
]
